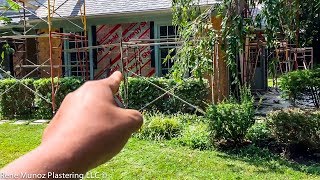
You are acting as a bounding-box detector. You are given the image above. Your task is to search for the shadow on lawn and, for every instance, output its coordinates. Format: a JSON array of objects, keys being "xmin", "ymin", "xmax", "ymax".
[{"xmin": 217, "ymin": 145, "xmax": 320, "ymax": 175}]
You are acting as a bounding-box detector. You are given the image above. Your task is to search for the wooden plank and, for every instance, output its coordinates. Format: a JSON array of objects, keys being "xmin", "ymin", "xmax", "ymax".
[
  {"xmin": 210, "ymin": 15, "xmax": 229, "ymax": 103},
  {"xmin": 37, "ymin": 28, "xmax": 62, "ymax": 78}
]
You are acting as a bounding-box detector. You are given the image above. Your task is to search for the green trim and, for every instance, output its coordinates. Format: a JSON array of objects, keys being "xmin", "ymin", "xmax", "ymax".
[
  {"xmin": 154, "ymin": 21, "xmax": 174, "ymax": 77},
  {"xmin": 87, "ymin": 26, "xmax": 94, "ymax": 80},
  {"xmin": 154, "ymin": 22, "xmax": 160, "ymax": 77},
  {"xmin": 63, "ymin": 28, "xmax": 70, "ymax": 76}
]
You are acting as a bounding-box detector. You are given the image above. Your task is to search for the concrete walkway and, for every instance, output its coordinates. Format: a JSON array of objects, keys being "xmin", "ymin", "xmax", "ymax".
[{"xmin": 0, "ymin": 119, "xmax": 50, "ymax": 125}]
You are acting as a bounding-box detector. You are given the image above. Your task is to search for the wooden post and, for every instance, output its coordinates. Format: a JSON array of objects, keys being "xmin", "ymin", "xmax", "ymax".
[{"xmin": 207, "ymin": 15, "xmax": 229, "ymax": 104}]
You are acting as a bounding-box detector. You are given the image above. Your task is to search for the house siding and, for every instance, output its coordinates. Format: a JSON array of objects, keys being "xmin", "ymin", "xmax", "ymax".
[{"xmin": 94, "ymin": 21, "xmax": 155, "ymax": 79}]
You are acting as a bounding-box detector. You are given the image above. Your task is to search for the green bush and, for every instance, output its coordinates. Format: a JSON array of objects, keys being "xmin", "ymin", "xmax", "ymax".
[
  {"xmin": 280, "ymin": 68, "xmax": 320, "ymax": 108},
  {"xmin": 121, "ymin": 77, "xmax": 209, "ymax": 113},
  {"xmin": 207, "ymin": 101, "xmax": 255, "ymax": 144},
  {"xmin": 34, "ymin": 77, "xmax": 83, "ymax": 119},
  {"xmin": 246, "ymin": 121, "xmax": 273, "ymax": 144},
  {"xmin": 137, "ymin": 113, "xmax": 183, "ymax": 140},
  {"xmin": 206, "ymin": 87, "xmax": 255, "ymax": 144},
  {"xmin": 178, "ymin": 123, "xmax": 210, "ymax": 150},
  {"xmin": 0, "ymin": 79, "xmax": 34, "ymax": 119},
  {"xmin": 174, "ymin": 113, "xmax": 207, "ymax": 124},
  {"xmin": 267, "ymin": 108, "xmax": 320, "ymax": 152}
]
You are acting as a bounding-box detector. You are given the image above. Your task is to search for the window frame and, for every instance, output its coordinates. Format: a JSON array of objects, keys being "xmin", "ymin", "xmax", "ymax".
[{"xmin": 155, "ymin": 23, "xmax": 179, "ymax": 77}]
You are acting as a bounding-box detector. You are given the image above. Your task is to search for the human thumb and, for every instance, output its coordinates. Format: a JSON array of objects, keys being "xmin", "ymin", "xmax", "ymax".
[{"xmin": 99, "ymin": 71, "xmax": 123, "ymax": 94}]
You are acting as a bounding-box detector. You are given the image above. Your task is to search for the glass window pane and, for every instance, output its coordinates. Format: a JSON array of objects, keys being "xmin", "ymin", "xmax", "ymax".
[
  {"xmin": 162, "ymin": 69, "xmax": 169, "ymax": 75},
  {"xmin": 160, "ymin": 48, "xmax": 169, "ymax": 59},
  {"xmin": 168, "ymin": 26, "xmax": 175, "ymax": 36},
  {"xmin": 160, "ymin": 26, "xmax": 167, "ymax": 37}
]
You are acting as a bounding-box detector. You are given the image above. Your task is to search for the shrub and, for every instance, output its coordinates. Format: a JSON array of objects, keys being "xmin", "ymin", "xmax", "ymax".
[
  {"xmin": 280, "ymin": 68, "xmax": 320, "ymax": 108},
  {"xmin": 266, "ymin": 108, "xmax": 320, "ymax": 152},
  {"xmin": 207, "ymin": 87, "xmax": 255, "ymax": 144},
  {"xmin": 137, "ymin": 113, "xmax": 183, "ymax": 140},
  {"xmin": 34, "ymin": 77, "xmax": 83, "ymax": 119},
  {"xmin": 121, "ymin": 77, "xmax": 209, "ymax": 113},
  {"xmin": 246, "ymin": 121, "xmax": 273, "ymax": 144},
  {"xmin": 178, "ymin": 123, "xmax": 210, "ymax": 150},
  {"xmin": 207, "ymin": 101, "xmax": 255, "ymax": 144},
  {"xmin": 0, "ymin": 79, "xmax": 34, "ymax": 119},
  {"xmin": 174, "ymin": 113, "xmax": 207, "ymax": 124}
]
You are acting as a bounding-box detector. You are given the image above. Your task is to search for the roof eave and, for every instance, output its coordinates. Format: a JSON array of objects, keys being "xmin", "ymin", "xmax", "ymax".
[{"xmin": 29, "ymin": 8, "xmax": 173, "ymax": 23}]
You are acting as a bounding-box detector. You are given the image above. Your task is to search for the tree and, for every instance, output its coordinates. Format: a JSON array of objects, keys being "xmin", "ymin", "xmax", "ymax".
[{"xmin": 170, "ymin": 0, "xmax": 319, "ymax": 95}]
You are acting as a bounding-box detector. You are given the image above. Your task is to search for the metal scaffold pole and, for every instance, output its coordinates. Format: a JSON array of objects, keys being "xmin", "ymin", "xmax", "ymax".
[{"xmin": 48, "ymin": 0, "xmax": 56, "ymax": 113}]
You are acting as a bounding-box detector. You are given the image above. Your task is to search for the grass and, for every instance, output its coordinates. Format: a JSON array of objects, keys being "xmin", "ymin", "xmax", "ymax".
[
  {"xmin": 268, "ymin": 78, "xmax": 281, "ymax": 87},
  {"xmin": 0, "ymin": 124, "xmax": 319, "ymax": 179}
]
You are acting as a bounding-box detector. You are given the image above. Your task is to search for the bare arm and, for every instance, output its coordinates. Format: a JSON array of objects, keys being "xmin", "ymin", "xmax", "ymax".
[{"xmin": 0, "ymin": 71, "xmax": 143, "ymax": 179}]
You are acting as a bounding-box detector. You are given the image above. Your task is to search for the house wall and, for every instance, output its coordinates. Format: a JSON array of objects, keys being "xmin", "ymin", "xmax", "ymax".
[
  {"xmin": 36, "ymin": 28, "xmax": 63, "ymax": 78},
  {"xmin": 94, "ymin": 22, "xmax": 155, "ymax": 79},
  {"xmin": 11, "ymin": 38, "xmax": 38, "ymax": 78},
  {"xmin": 32, "ymin": 12, "xmax": 173, "ymax": 79},
  {"xmin": 12, "ymin": 40, "xmax": 25, "ymax": 77}
]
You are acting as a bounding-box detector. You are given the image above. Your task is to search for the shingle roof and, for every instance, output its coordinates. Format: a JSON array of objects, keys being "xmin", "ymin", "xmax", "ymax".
[{"xmin": 35, "ymin": 0, "xmax": 220, "ymax": 18}]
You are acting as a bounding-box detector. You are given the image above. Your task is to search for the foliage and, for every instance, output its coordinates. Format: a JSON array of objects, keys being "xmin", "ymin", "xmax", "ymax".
[
  {"xmin": 174, "ymin": 113, "xmax": 207, "ymax": 124},
  {"xmin": 4, "ymin": 0, "xmax": 20, "ymax": 11},
  {"xmin": 121, "ymin": 77, "xmax": 209, "ymax": 114},
  {"xmin": 137, "ymin": 113, "xmax": 183, "ymax": 140},
  {"xmin": 0, "ymin": 79, "xmax": 34, "ymax": 119},
  {"xmin": 34, "ymin": 77, "xmax": 83, "ymax": 119},
  {"xmin": 206, "ymin": 86, "xmax": 255, "ymax": 144},
  {"xmin": 262, "ymin": 0, "xmax": 299, "ymax": 46},
  {"xmin": 178, "ymin": 122, "xmax": 211, "ymax": 150},
  {"xmin": 171, "ymin": 0, "xmax": 318, "ymax": 92},
  {"xmin": 246, "ymin": 121, "xmax": 273, "ymax": 144},
  {"xmin": 297, "ymin": 0, "xmax": 320, "ymax": 47},
  {"xmin": 1, "ymin": 43, "xmax": 15, "ymax": 62},
  {"xmin": 206, "ymin": 101, "xmax": 255, "ymax": 144},
  {"xmin": 279, "ymin": 68, "xmax": 320, "ymax": 108},
  {"xmin": 0, "ymin": 0, "xmax": 20, "ymax": 25},
  {"xmin": 171, "ymin": 1, "xmax": 217, "ymax": 80},
  {"xmin": 267, "ymin": 108, "xmax": 320, "ymax": 152}
]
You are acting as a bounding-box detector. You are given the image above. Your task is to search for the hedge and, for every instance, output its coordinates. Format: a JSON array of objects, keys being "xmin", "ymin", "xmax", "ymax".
[
  {"xmin": 34, "ymin": 77, "xmax": 84, "ymax": 119},
  {"xmin": 0, "ymin": 77, "xmax": 209, "ymax": 119},
  {"xmin": 121, "ymin": 77, "xmax": 209, "ymax": 113},
  {"xmin": 0, "ymin": 79, "xmax": 34, "ymax": 119},
  {"xmin": 280, "ymin": 67, "xmax": 320, "ymax": 108},
  {"xmin": 267, "ymin": 108, "xmax": 320, "ymax": 153}
]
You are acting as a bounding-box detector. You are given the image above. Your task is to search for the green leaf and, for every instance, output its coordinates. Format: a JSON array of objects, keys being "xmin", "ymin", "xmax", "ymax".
[{"xmin": 6, "ymin": 0, "xmax": 20, "ymax": 11}]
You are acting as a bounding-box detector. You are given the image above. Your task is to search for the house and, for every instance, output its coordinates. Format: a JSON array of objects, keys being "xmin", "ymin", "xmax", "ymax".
[
  {"xmin": 0, "ymin": 0, "xmax": 270, "ymax": 103},
  {"xmin": 22, "ymin": 0, "xmax": 219, "ymax": 80}
]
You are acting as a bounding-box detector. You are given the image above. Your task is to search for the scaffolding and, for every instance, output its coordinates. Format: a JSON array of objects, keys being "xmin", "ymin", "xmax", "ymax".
[
  {"xmin": 0, "ymin": 1, "xmax": 276, "ymax": 116},
  {"xmin": 275, "ymin": 41, "xmax": 314, "ymax": 74},
  {"xmin": 0, "ymin": 0, "xmax": 90, "ymax": 113}
]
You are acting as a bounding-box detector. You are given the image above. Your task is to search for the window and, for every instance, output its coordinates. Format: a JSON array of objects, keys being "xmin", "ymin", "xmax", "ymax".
[
  {"xmin": 159, "ymin": 25, "xmax": 178, "ymax": 76},
  {"xmin": 67, "ymin": 32, "xmax": 89, "ymax": 77}
]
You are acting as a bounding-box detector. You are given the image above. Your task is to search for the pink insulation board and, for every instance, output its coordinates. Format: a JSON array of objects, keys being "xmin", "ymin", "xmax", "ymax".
[{"xmin": 95, "ymin": 22, "xmax": 155, "ymax": 79}]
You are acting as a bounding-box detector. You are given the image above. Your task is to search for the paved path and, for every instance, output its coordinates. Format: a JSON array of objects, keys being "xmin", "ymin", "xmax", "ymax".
[{"xmin": 0, "ymin": 119, "xmax": 50, "ymax": 125}]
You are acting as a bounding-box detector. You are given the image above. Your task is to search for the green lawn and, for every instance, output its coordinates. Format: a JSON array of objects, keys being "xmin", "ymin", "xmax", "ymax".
[
  {"xmin": 268, "ymin": 78, "xmax": 281, "ymax": 87},
  {"xmin": 0, "ymin": 124, "xmax": 319, "ymax": 179}
]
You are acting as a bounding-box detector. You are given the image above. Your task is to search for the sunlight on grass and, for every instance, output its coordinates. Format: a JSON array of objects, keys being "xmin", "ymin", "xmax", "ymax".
[
  {"xmin": 0, "ymin": 124, "xmax": 319, "ymax": 179},
  {"xmin": 268, "ymin": 78, "xmax": 281, "ymax": 87}
]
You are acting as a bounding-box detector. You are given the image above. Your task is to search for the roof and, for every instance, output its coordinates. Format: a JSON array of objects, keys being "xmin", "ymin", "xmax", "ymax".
[{"xmin": 35, "ymin": 0, "xmax": 220, "ymax": 18}]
